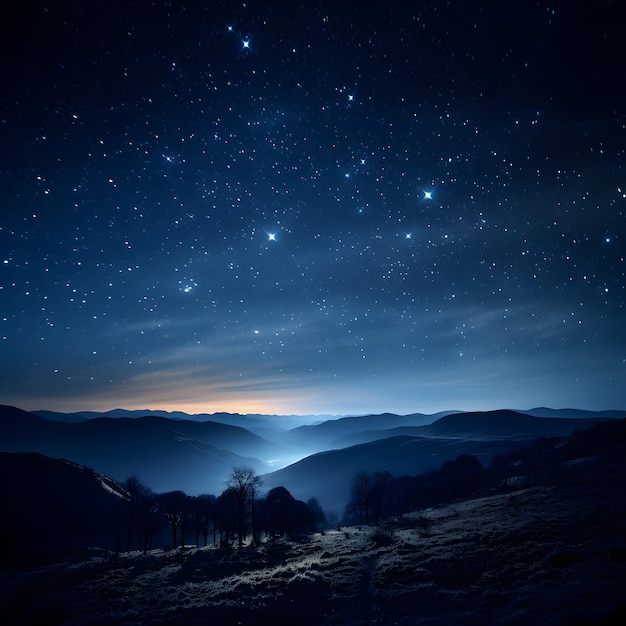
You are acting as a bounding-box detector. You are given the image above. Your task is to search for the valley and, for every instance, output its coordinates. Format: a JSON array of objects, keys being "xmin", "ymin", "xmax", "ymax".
[{"xmin": 2, "ymin": 447, "xmax": 625, "ymax": 625}]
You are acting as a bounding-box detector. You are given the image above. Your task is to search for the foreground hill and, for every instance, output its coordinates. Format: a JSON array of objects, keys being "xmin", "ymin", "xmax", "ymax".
[
  {"xmin": 2, "ymin": 423, "xmax": 624, "ymax": 625},
  {"xmin": 0, "ymin": 452, "xmax": 128, "ymax": 566}
]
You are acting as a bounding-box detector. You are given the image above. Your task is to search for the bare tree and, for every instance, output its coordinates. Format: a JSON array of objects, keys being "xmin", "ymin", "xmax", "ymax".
[
  {"xmin": 487, "ymin": 454, "xmax": 511, "ymax": 489},
  {"xmin": 226, "ymin": 466, "xmax": 259, "ymax": 547},
  {"xmin": 217, "ymin": 487, "xmax": 237, "ymax": 547},
  {"xmin": 122, "ymin": 476, "xmax": 153, "ymax": 552},
  {"xmin": 370, "ymin": 471, "xmax": 392, "ymax": 525},
  {"xmin": 454, "ymin": 454, "xmax": 483, "ymax": 497},
  {"xmin": 352, "ymin": 471, "xmax": 371, "ymax": 526},
  {"xmin": 194, "ymin": 494, "xmax": 217, "ymax": 547},
  {"xmin": 157, "ymin": 490, "xmax": 188, "ymax": 549},
  {"xmin": 392, "ymin": 475, "xmax": 414, "ymax": 517},
  {"xmin": 306, "ymin": 497, "xmax": 326, "ymax": 532}
]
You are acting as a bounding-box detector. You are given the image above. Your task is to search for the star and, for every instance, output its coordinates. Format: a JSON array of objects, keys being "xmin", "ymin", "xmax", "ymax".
[{"xmin": 2, "ymin": 0, "xmax": 623, "ymax": 420}]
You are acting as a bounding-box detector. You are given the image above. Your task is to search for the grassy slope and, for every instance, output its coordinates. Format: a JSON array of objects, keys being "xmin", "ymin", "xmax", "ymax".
[{"xmin": 1, "ymin": 451, "xmax": 625, "ymax": 625}]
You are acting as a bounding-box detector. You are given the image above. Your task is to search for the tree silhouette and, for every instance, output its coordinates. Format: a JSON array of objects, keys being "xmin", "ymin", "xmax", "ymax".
[
  {"xmin": 226, "ymin": 466, "xmax": 259, "ymax": 547},
  {"xmin": 392, "ymin": 475, "xmax": 415, "ymax": 517},
  {"xmin": 157, "ymin": 490, "xmax": 188, "ymax": 549},
  {"xmin": 370, "ymin": 471, "xmax": 392, "ymax": 526},
  {"xmin": 306, "ymin": 497, "xmax": 326, "ymax": 532},
  {"xmin": 217, "ymin": 487, "xmax": 237, "ymax": 547},
  {"xmin": 122, "ymin": 476, "xmax": 153, "ymax": 552},
  {"xmin": 487, "ymin": 454, "xmax": 511, "ymax": 489},
  {"xmin": 454, "ymin": 454, "xmax": 483, "ymax": 497},
  {"xmin": 352, "ymin": 471, "xmax": 372, "ymax": 525},
  {"xmin": 194, "ymin": 494, "xmax": 217, "ymax": 547}
]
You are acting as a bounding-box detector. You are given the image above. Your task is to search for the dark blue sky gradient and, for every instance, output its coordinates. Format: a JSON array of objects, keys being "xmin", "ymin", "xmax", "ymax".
[{"xmin": 1, "ymin": 1, "xmax": 624, "ymax": 415}]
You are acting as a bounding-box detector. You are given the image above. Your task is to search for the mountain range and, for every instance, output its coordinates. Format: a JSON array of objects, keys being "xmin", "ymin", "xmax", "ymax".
[
  {"xmin": 1, "ymin": 404, "xmax": 623, "ymax": 515},
  {"xmin": 2, "ymin": 417, "xmax": 625, "ymax": 624}
]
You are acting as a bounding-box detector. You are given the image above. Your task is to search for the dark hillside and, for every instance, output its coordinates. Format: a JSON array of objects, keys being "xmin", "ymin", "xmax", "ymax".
[
  {"xmin": 0, "ymin": 452, "xmax": 129, "ymax": 567},
  {"xmin": 522, "ymin": 407, "xmax": 625, "ymax": 419},
  {"xmin": 262, "ymin": 435, "xmax": 522, "ymax": 516},
  {"xmin": 1, "ymin": 420, "xmax": 625, "ymax": 625}
]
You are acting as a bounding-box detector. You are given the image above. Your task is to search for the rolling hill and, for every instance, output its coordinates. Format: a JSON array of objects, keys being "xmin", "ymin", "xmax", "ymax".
[
  {"xmin": 261, "ymin": 435, "xmax": 522, "ymax": 516},
  {"xmin": 280, "ymin": 411, "xmax": 454, "ymax": 453},
  {"xmin": 415, "ymin": 409, "xmax": 611, "ymax": 438},
  {"xmin": 2, "ymin": 405, "xmax": 619, "ymax": 509},
  {"xmin": 262, "ymin": 409, "xmax": 616, "ymax": 515},
  {"xmin": 0, "ymin": 405, "xmax": 275, "ymax": 495},
  {"xmin": 3, "ymin": 419, "xmax": 624, "ymax": 625},
  {"xmin": 0, "ymin": 452, "xmax": 128, "ymax": 566}
]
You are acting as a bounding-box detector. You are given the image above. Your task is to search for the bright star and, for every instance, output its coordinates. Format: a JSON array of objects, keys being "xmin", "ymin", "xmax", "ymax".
[
  {"xmin": 180, "ymin": 279, "xmax": 197, "ymax": 293},
  {"xmin": 424, "ymin": 191, "xmax": 433, "ymax": 200},
  {"xmin": 267, "ymin": 232, "xmax": 277, "ymax": 241},
  {"xmin": 242, "ymin": 39, "xmax": 250, "ymax": 49},
  {"xmin": 405, "ymin": 233, "xmax": 412, "ymax": 239},
  {"xmin": 348, "ymin": 94, "xmax": 354, "ymax": 102}
]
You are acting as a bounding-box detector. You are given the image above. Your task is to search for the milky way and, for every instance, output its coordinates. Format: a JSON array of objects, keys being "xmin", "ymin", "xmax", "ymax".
[{"xmin": 1, "ymin": 1, "xmax": 624, "ymax": 415}]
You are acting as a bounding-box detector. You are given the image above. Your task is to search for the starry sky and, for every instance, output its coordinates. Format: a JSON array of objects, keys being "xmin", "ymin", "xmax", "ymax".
[{"xmin": 1, "ymin": 1, "xmax": 624, "ymax": 416}]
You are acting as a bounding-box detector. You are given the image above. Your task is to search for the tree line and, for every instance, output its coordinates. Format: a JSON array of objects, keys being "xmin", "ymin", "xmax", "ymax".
[
  {"xmin": 344, "ymin": 452, "xmax": 484, "ymax": 526},
  {"xmin": 122, "ymin": 466, "xmax": 326, "ymax": 552},
  {"xmin": 343, "ymin": 419, "xmax": 626, "ymax": 526},
  {"xmin": 125, "ymin": 419, "xmax": 626, "ymax": 552}
]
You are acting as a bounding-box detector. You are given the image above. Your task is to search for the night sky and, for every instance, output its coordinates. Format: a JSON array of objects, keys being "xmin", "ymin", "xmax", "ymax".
[{"xmin": 1, "ymin": 1, "xmax": 624, "ymax": 416}]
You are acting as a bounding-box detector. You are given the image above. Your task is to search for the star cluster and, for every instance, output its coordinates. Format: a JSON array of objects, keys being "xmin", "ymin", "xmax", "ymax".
[{"xmin": 1, "ymin": 1, "xmax": 624, "ymax": 414}]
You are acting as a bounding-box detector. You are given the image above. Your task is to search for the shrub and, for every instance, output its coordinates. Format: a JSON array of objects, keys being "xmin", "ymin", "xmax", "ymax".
[
  {"xmin": 415, "ymin": 516, "xmax": 433, "ymax": 538},
  {"xmin": 369, "ymin": 527, "xmax": 395, "ymax": 548}
]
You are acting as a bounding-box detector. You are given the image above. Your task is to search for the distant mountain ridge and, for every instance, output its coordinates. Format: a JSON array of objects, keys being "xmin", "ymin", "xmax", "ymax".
[
  {"xmin": 416, "ymin": 409, "xmax": 612, "ymax": 439},
  {"xmin": 32, "ymin": 408, "xmax": 337, "ymax": 433},
  {"xmin": 0, "ymin": 406, "xmax": 275, "ymax": 495},
  {"xmin": 1, "ymin": 405, "xmax": 622, "ymax": 511},
  {"xmin": 261, "ymin": 409, "xmax": 622, "ymax": 514},
  {"xmin": 520, "ymin": 407, "xmax": 625, "ymax": 419}
]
